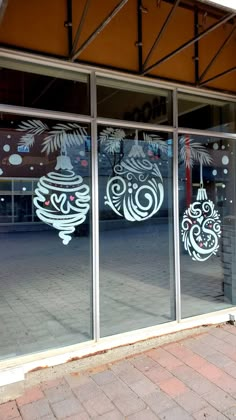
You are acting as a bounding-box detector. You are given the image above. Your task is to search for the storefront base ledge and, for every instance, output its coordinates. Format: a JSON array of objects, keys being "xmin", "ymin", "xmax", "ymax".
[{"xmin": 0, "ymin": 307, "xmax": 236, "ymax": 389}]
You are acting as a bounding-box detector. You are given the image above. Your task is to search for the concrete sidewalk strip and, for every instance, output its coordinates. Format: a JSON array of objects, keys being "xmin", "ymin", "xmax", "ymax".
[{"xmin": 1, "ymin": 323, "xmax": 236, "ymax": 419}]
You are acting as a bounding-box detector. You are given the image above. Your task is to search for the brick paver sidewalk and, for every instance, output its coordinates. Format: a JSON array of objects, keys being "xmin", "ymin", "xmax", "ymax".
[{"xmin": 1, "ymin": 323, "xmax": 236, "ymax": 419}]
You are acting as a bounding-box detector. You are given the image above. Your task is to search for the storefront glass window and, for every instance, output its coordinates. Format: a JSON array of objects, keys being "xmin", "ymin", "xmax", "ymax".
[
  {"xmin": 0, "ymin": 66, "xmax": 90, "ymax": 115},
  {"xmin": 179, "ymin": 134, "xmax": 236, "ymax": 317},
  {"xmin": 0, "ymin": 180, "xmax": 12, "ymax": 192},
  {"xmin": 0, "ymin": 58, "xmax": 235, "ymax": 362},
  {"xmin": 97, "ymin": 77, "xmax": 173, "ymax": 125},
  {"xmin": 13, "ymin": 195, "xmax": 32, "ymax": 222},
  {"xmin": 0, "ymin": 195, "xmax": 12, "ymax": 223},
  {"xmin": 13, "ymin": 180, "xmax": 33, "ymax": 193},
  {"xmin": 178, "ymin": 93, "xmax": 236, "ymax": 133},
  {"xmin": 0, "ymin": 114, "xmax": 92, "ymax": 358},
  {"xmin": 98, "ymin": 125, "xmax": 175, "ymax": 336}
]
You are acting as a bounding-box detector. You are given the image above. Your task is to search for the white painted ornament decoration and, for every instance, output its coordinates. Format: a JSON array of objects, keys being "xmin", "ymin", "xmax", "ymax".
[
  {"xmin": 17, "ymin": 120, "xmax": 90, "ymax": 245},
  {"xmin": 181, "ymin": 161, "xmax": 221, "ymax": 262},
  {"xmin": 34, "ymin": 156, "xmax": 90, "ymax": 245},
  {"xmin": 104, "ymin": 130, "xmax": 164, "ymax": 222}
]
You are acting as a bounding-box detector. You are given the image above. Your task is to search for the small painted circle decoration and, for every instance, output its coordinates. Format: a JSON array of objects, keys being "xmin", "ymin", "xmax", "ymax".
[
  {"xmin": 105, "ymin": 157, "xmax": 164, "ymax": 222},
  {"xmin": 181, "ymin": 188, "xmax": 221, "ymax": 262}
]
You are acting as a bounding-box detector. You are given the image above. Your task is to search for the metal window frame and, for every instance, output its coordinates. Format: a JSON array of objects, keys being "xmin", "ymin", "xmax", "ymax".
[
  {"xmin": 0, "ymin": 48, "xmax": 235, "ymax": 358},
  {"xmin": 178, "ymin": 127, "xmax": 236, "ymax": 139},
  {"xmin": 1, "ymin": 47, "xmax": 236, "ymax": 102},
  {"xmin": 96, "ymin": 118, "xmax": 174, "ymax": 132},
  {"xmin": 0, "ymin": 105, "xmax": 93, "ymax": 123},
  {"xmin": 173, "ymin": 89, "xmax": 181, "ymax": 322},
  {"xmin": 90, "ymin": 72, "xmax": 100, "ymax": 342}
]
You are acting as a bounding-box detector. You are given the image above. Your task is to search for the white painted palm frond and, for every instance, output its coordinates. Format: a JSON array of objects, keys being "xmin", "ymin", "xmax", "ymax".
[
  {"xmin": 180, "ymin": 146, "xmax": 194, "ymax": 168},
  {"xmin": 18, "ymin": 133, "xmax": 36, "ymax": 148},
  {"xmin": 179, "ymin": 136, "xmax": 212, "ymax": 168},
  {"xmin": 41, "ymin": 131, "xmax": 64, "ymax": 155},
  {"xmin": 143, "ymin": 133, "xmax": 163, "ymax": 143},
  {"xmin": 103, "ymin": 140, "xmax": 121, "ymax": 154},
  {"xmin": 189, "ymin": 142, "xmax": 213, "ymax": 166},
  {"xmin": 99, "ymin": 127, "xmax": 126, "ymax": 144},
  {"xmin": 17, "ymin": 120, "xmax": 87, "ymax": 155},
  {"xmin": 143, "ymin": 133, "xmax": 167, "ymax": 153},
  {"xmin": 99, "ymin": 127, "xmax": 126, "ymax": 154},
  {"xmin": 99, "ymin": 127, "xmax": 115, "ymax": 143},
  {"xmin": 17, "ymin": 119, "xmax": 48, "ymax": 135},
  {"xmin": 41, "ymin": 123, "xmax": 87, "ymax": 155},
  {"xmin": 17, "ymin": 120, "xmax": 49, "ymax": 148},
  {"xmin": 111, "ymin": 129, "xmax": 126, "ymax": 140}
]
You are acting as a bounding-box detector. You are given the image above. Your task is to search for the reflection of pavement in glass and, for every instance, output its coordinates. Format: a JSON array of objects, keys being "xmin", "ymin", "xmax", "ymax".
[
  {"xmin": 100, "ymin": 223, "xmax": 174, "ymax": 337},
  {"xmin": 0, "ymin": 232, "xmax": 92, "ymax": 359},
  {"xmin": 180, "ymin": 251, "xmax": 232, "ymax": 319},
  {"xmin": 0, "ymin": 222, "xmax": 231, "ymax": 360}
]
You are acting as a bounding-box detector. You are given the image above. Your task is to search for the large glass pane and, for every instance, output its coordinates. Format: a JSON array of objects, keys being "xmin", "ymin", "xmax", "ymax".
[
  {"xmin": 0, "ymin": 66, "xmax": 90, "ymax": 115},
  {"xmin": 0, "ymin": 180, "xmax": 12, "ymax": 192},
  {"xmin": 14, "ymin": 195, "xmax": 32, "ymax": 222},
  {"xmin": 179, "ymin": 134, "xmax": 236, "ymax": 317},
  {"xmin": 13, "ymin": 180, "xmax": 33, "ymax": 193},
  {"xmin": 98, "ymin": 125, "xmax": 175, "ymax": 336},
  {"xmin": 178, "ymin": 93, "xmax": 236, "ymax": 133},
  {"xmin": 0, "ymin": 114, "xmax": 92, "ymax": 359},
  {"xmin": 97, "ymin": 77, "xmax": 173, "ymax": 125},
  {"xmin": 0, "ymin": 195, "xmax": 12, "ymax": 223}
]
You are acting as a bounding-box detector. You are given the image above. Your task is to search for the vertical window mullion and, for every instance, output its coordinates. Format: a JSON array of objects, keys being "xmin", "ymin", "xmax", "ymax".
[
  {"xmin": 91, "ymin": 72, "xmax": 100, "ymax": 341},
  {"xmin": 173, "ymin": 89, "xmax": 181, "ymax": 322}
]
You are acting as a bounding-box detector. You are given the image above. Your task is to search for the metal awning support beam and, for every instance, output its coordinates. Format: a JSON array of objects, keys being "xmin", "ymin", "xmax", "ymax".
[
  {"xmin": 143, "ymin": 0, "xmax": 181, "ymax": 70},
  {"xmin": 71, "ymin": 0, "xmax": 128, "ymax": 62},
  {"xmin": 70, "ymin": 0, "xmax": 92, "ymax": 57},
  {"xmin": 137, "ymin": 0, "xmax": 143, "ymax": 73},
  {"xmin": 0, "ymin": 0, "xmax": 8, "ymax": 25},
  {"xmin": 142, "ymin": 11, "xmax": 235, "ymax": 75},
  {"xmin": 66, "ymin": 0, "xmax": 73, "ymax": 56},
  {"xmin": 199, "ymin": 66, "xmax": 236, "ymax": 86},
  {"xmin": 199, "ymin": 24, "xmax": 236, "ymax": 82},
  {"xmin": 194, "ymin": 6, "xmax": 199, "ymax": 83}
]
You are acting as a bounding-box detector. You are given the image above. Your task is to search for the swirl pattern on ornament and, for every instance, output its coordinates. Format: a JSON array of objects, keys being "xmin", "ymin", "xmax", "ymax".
[
  {"xmin": 34, "ymin": 171, "xmax": 90, "ymax": 245},
  {"xmin": 105, "ymin": 158, "xmax": 164, "ymax": 222},
  {"xmin": 181, "ymin": 196, "xmax": 221, "ymax": 262}
]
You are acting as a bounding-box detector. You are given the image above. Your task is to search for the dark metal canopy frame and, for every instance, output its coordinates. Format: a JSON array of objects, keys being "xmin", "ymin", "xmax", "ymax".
[{"xmin": 0, "ymin": 0, "xmax": 235, "ymax": 91}]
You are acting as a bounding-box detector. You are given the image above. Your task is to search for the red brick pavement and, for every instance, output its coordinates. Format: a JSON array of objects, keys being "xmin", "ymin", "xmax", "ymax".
[{"xmin": 1, "ymin": 323, "xmax": 236, "ymax": 419}]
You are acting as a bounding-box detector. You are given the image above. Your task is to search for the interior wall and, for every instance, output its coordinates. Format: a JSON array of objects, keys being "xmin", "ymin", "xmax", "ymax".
[{"xmin": 0, "ymin": 0, "xmax": 235, "ymax": 93}]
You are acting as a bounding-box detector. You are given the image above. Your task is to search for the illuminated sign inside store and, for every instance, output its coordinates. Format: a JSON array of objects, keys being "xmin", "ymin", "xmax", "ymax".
[{"xmin": 17, "ymin": 145, "xmax": 30, "ymax": 153}]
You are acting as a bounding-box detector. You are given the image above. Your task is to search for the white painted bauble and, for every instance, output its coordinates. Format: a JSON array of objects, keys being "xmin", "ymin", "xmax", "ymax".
[
  {"xmin": 181, "ymin": 188, "xmax": 221, "ymax": 262},
  {"xmin": 34, "ymin": 170, "xmax": 90, "ymax": 245},
  {"xmin": 105, "ymin": 158, "xmax": 164, "ymax": 222}
]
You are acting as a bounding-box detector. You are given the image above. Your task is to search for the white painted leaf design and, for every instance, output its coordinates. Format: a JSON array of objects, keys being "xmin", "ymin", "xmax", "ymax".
[
  {"xmin": 179, "ymin": 136, "xmax": 213, "ymax": 168},
  {"xmin": 17, "ymin": 120, "xmax": 88, "ymax": 155}
]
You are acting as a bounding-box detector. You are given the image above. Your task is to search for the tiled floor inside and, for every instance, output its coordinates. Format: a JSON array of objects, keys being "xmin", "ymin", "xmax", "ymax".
[{"xmin": 0, "ymin": 222, "xmax": 232, "ymax": 359}]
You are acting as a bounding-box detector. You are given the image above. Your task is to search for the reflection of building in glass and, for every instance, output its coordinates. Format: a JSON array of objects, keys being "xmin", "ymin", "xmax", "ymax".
[{"xmin": 0, "ymin": 179, "xmax": 37, "ymax": 224}]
